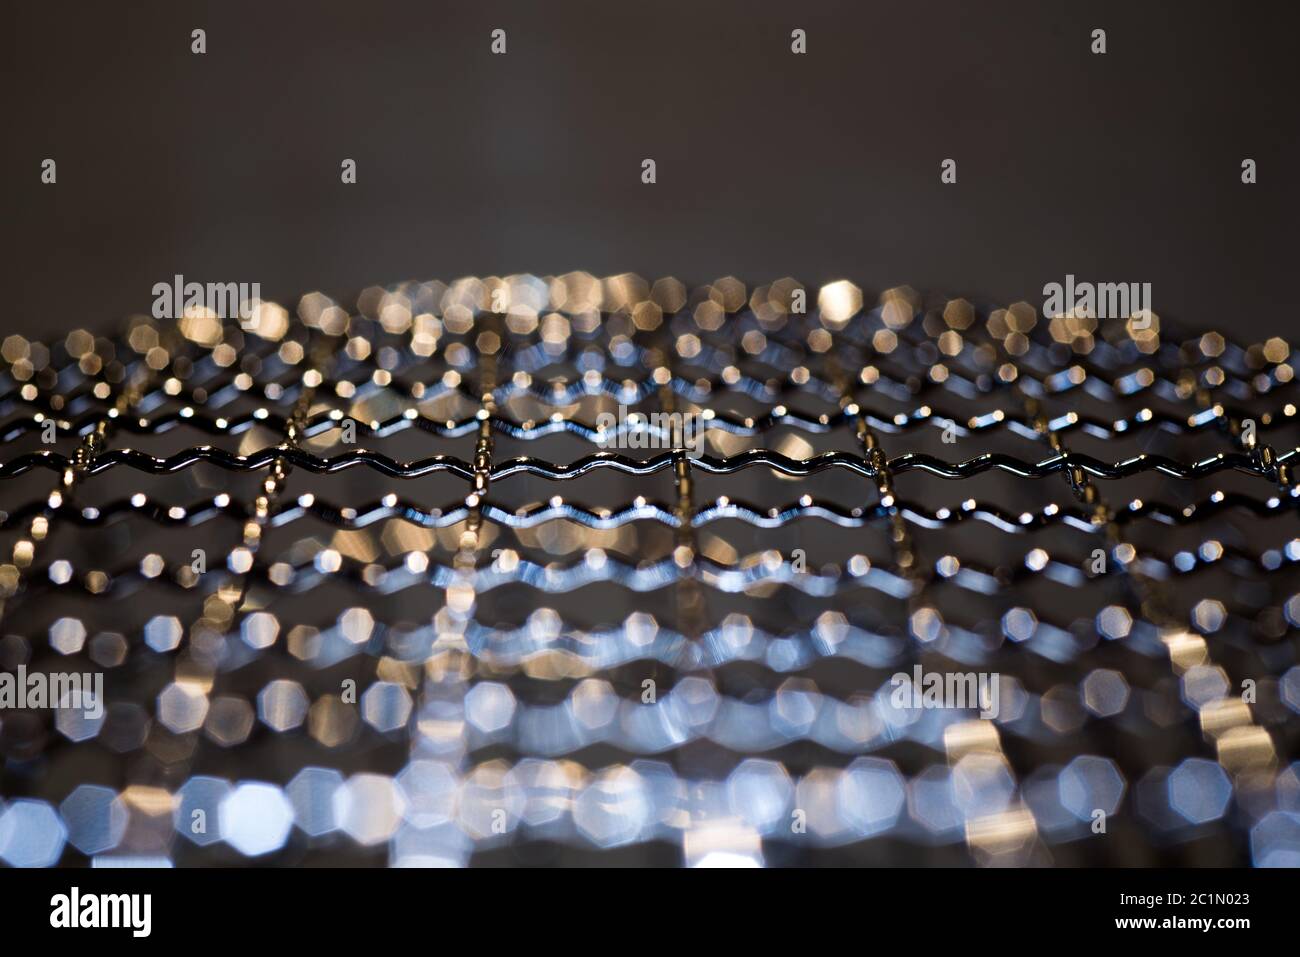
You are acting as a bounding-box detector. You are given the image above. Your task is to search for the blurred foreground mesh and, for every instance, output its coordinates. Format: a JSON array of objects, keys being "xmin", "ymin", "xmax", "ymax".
[{"xmin": 1, "ymin": 275, "xmax": 1298, "ymax": 867}]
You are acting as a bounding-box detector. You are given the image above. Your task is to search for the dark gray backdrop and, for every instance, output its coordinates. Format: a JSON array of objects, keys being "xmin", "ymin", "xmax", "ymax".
[{"xmin": 5, "ymin": 0, "xmax": 1297, "ymax": 340}]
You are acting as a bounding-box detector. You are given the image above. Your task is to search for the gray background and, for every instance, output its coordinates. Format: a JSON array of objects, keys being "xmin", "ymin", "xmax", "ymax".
[{"xmin": 4, "ymin": 0, "xmax": 1298, "ymax": 340}]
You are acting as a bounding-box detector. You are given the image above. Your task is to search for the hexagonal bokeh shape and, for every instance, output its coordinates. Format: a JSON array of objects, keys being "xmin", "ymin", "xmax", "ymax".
[
  {"xmin": 1167, "ymin": 758, "xmax": 1232, "ymax": 825},
  {"xmin": 1280, "ymin": 665, "xmax": 1300, "ymax": 714},
  {"xmin": 55, "ymin": 691, "xmax": 106, "ymax": 743},
  {"xmin": 219, "ymin": 782, "xmax": 294, "ymax": 857},
  {"xmin": 464, "ymin": 682, "xmax": 517, "ymax": 734},
  {"xmin": 360, "ymin": 681, "xmax": 413, "ymax": 733},
  {"xmin": 176, "ymin": 776, "xmax": 233, "ymax": 847},
  {"xmin": 333, "ymin": 773, "xmax": 405, "ymax": 845},
  {"xmin": 1251, "ymin": 811, "xmax": 1300, "ymax": 868},
  {"xmin": 287, "ymin": 767, "xmax": 345, "ymax": 838},
  {"xmin": 771, "ymin": 678, "xmax": 821, "ymax": 737},
  {"xmin": 836, "ymin": 757, "xmax": 906, "ymax": 837},
  {"xmin": 0, "ymin": 799, "xmax": 67, "ymax": 867},
  {"xmin": 793, "ymin": 767, "xmax": 850, "ymax": 840},
  {"xmin": 258, "ymin": 679, "xmax": 310, "ymax": 732},
  {"xmin": 726, "ymin": 759, "xmax": 793, "ymax": 834},
  {"xmin": 396, "ymin": 761, "xmax": 459, "ymax": 829},
  {"xmin": 204, "ymin": 695, "xmax": 255, "ymax": 747},
  {"xmin": 951, "ymin": 752, "xmax": 1016, "ymax": 818},
  {"xmin": 89, "ymin": 632, "xmax": 127, "ymax": 668},
  {"xmin": 143, "ymin": 615, "xmax": 182, "ymax": 653},
  {"xmin": 1001, "ymin": 607, "xmax": 1038, "ymax": 642},
  {"xmin": 1059, "ymin": 755, "xmax": 1126, "ymax": 820},
  {"xmin": 817, "ymin": 280, "xmax": 862, "ymax": 326},
  {"xmin": 157, "ymin": 681, "xmax": 210, "ymax": 734},
  {"xmin": 1180, "ymin": 664, "xmax": 1230, "ymax": 711},
  {"xmin": 49, "ymin": 617, "xmax": 87, "ymax": 654},
  {"xmin": 1191, "ymin": 598, "xmax": 1227, "ymax": 633},
  {"xmin": 569, "ymin": 679, "xmax": 618, "ymax": 732},
  {"xmin": 59, "ymin": 785, "xmax": 127, "ymax": 856},
  {"xmin": 573, "ymin": 767, "xmax": 652, "ymax": 848},
  {"xmin": 241, "ymin": 611, "xmax": 280, "ymax": 650},
  {"xmin": 668, "ymin": 675, "xmax": 719, "ymax": 729},
  {"xmin": 1081, "ymin": 669, "xmax": 1130, "ymax": 718},
  {"xmin": 1095, "ymin": 605, "xmax": 1133, "ymax": 640}
]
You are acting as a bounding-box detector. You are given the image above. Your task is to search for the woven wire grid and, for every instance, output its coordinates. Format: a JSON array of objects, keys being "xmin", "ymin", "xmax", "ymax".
[{"xmin": 1, "ymin": 275, "xmax": 1299, "ymax": 867}]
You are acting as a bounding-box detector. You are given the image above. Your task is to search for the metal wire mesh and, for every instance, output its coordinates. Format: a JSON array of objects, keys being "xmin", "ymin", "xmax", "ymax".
[{"xmin": 1, "ymin": 275, "xmax": 1298, "ymax": 867}]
